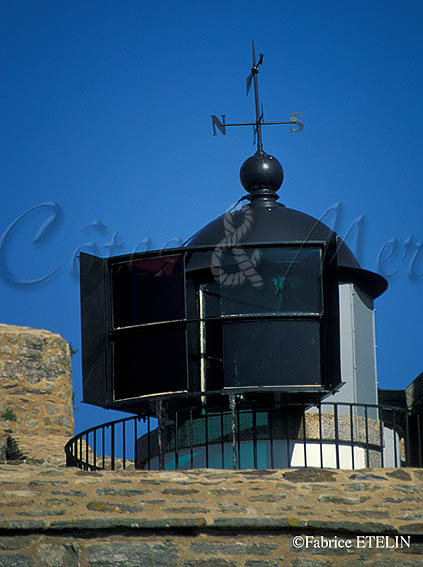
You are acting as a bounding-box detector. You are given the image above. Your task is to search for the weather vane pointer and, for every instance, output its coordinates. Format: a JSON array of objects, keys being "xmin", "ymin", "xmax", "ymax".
[{"xmin": 211, "ymin": 41, "xmax": 303, "ymax": 152}]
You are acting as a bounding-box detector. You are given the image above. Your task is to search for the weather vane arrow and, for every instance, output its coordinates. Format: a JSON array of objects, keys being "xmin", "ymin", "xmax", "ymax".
[{"xmin": 211, "ymin": 41, "xmax": 303, "ymax": 152}]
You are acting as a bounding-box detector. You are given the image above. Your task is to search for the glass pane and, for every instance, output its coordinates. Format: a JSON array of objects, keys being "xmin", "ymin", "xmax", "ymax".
[
  {"xmin": 113, "ymin": 325, "xmax": 187, "ymax": 400},
  {"xmin": 223, "ymin": 320, "xmax": 321, "ymax": 388},
  {"xmin": 111, "ymin": 254, "xmax": 185, "ymax": 328},
  {"xmin": 203, "ymin": 247, "xmax": 323, "ymax": 316}
]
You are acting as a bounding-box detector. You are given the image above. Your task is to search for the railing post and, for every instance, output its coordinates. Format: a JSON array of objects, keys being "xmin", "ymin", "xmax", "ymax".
[
  {"xmin": 156, "ymin": 399, "xmax": 165, "ymax": 471},
  {"xmin": 229, "ymin": 394, "xmax": 238, "ymax": 470},
  {"xmin": 134, "ymin": 418, "xmax": 138, "ymax": 469},
  {"xmin": 405, "ymin": 411, "xmax": 411, "ymax": 466},
  {"xmin": 204, "ymin": 407, "xmax": 209, "ymax": 468},
  {"xmin": 220, "ymin": 409, "xmax": 225, "ymax": 469},
  {"xmin": 189, "ymin": 410, "xmax": 194, "ymax": 468},
  {"xmin": 302, "ymin": 404, "xmax": 307, "ymax": 468},
  {"xmin": 378, "ymin": 406, "xmax": 384, "ymax": 468},
  {"xmin": 318, "ymin": 403, "xmax": 323, "ymax": 469},
  {"xmin": 364, "ymin": 405, "xmax": 370, "ymax": 468},
  {"xmin": 111, "ymin": 423, "xmax": 115, "ymax": 471},
  {"xmin": 122, "ymin": 421, "xmax": 126, "ymax": 470},
  {"xmin": 334, "ymin": 404, "xmax": 340, "ymax": 470},
  {"xmin": 174, "ymin": 412, "xmax": 179, "ymax": 470},
  {"xmin": 392, "ymin": 410, "xmax": 398, "ymax": 467},
  {"xmin": 252, "ymin": 405, "xmax": 257, "ymax": 470}
]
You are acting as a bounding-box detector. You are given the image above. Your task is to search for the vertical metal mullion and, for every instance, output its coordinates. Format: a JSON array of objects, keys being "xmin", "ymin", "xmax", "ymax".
[
  {"xmin": 334, "ymin": 404, "xmax": 340, "ymax": 470},
  {"xmin": 199, "ymin": 288, "xmax": 206, "ymax": 394}
]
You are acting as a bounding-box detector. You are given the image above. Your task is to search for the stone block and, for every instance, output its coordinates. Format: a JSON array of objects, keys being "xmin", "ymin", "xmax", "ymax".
[
  {"xmin": 184, "ymin": 560, "xmax": 237, "ymax": 567},
  {"xmin": 38, "ymin": 544, "xmax": 80, "ymax": 567},
  {"xmin": 0, "ymin": 537, "xmax": 25, "ymax": 550},
  {"xmin": 189, "ymin": 542, "xmax": 278, "ymax": 555},
  {"xmin": 282, "ymin": 470, "xmax": 337, "ymax": 483},
  {"xmin": 86, "ymin": 542, "xmax": 178, "ymax": 567},
  {"xmin": 0, "ymin": 556, "xmax": 33, "ymax": 567}
]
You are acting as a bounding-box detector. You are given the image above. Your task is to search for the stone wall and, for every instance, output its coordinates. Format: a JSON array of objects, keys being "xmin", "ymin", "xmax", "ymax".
[
  {"xmin": 1, "ymin": 322, "xmax": 423, "ymax": 566},
  {"xmin": 0, "ymin": 324, "xmax": 73, "ymax": 465},
  {"xmin": 0, "ymin": 465, "xmax": 423, "ymax": 566}
]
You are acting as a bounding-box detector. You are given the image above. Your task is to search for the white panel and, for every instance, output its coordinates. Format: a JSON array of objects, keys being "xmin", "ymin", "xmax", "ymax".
[
  {"xmin": 353, "ymin": 286, "xmax": 378, "ymax": 405},
  {"xmin": 330, "ymin": 283, "xmax": 378, "ymax": 406},
  {"xmin": 149, "ymin": 431, "xmax": 400, "ymax": 470}
]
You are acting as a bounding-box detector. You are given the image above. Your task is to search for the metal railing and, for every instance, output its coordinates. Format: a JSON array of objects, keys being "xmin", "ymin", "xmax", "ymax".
[{"xmin": 65, "ymin": 393, "xmax": 423, "ymax": 471}]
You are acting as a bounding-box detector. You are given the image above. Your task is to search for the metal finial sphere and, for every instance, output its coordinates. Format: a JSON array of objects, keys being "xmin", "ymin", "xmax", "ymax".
[{"xmin": 240, "ymin": 151, "xmax": 284, "ymax": 193}]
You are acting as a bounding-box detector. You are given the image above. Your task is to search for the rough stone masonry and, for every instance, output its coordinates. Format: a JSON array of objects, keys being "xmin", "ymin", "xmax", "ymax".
[
  {"xmin": 0, "ymin": 323, "xmax": 423, "ymax": 566},
  {"xmin": 1, "ymin": 466, "xmax": 423, "ymax": 566},
  {"xmin": 0, "ymin": 324, "xmax": 73, "ymax": 465}
]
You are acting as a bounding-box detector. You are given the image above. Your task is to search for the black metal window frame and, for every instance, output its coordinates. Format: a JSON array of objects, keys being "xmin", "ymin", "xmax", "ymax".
[
  {"xmin": 101, "ymin": 240, "xmax": 338, "ymax": 405},
  {"xmin": 109, "ymin": 253, "xmax": 190, "ymax": 402},
  {"xmin": 107, "ymin": 240, "xmax": 330, "ymax": 331},
  {"xmin": 194, "ymin": 244, "xmax": 325, "ymax": 319}
]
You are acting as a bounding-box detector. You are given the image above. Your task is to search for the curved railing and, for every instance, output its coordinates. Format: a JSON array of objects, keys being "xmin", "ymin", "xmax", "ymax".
[{"xmin": 65, "ymin": 393, "xmax": 423, "ymax": 471}]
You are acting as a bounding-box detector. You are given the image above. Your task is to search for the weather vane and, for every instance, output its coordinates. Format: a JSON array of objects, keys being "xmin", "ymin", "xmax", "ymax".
[{"xmin": 211, "ymin": 41, "xmax": 303, "ymax": 152}]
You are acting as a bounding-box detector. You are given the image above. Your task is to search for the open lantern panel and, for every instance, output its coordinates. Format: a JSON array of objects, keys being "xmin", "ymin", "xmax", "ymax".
[{"xmin": 80, "ymin": 241, "xmax": 341, "ymax": 413}]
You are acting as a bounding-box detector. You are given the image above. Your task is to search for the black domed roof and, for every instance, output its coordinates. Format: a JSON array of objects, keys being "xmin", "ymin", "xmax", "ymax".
[{"xmin": 186, "ymin": 203, "xmax": 387, "ymax": 299}]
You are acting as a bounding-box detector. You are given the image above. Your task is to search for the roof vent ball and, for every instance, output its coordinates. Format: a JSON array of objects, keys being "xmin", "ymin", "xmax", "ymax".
[{"xmin": 240, "ymin": 151, "xmax": 284, "ymax": 194}]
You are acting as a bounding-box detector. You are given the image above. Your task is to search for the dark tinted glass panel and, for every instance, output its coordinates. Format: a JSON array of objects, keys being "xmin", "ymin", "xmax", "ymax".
[
  {"xmin": 111, "ymin": 255, "xmax": 185, "ymax": 328},
  {"xmin": 223, "ymin": 320, "xmax": 321, "ymax": 388},
  {"xmin": 113, "ymin": 325, "xmax": 187, "ymax": 400},
  {"xmin": 80, "ymin": 253, "xmax": 110, "ymax": 405},
  {"xmin": 202, "ymin": 247, "xmax": 322, "ymax": 317}
]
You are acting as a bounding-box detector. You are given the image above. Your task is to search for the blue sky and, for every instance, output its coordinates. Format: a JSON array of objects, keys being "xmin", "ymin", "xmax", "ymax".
[{"xmin": 1, "ymin": 0, "xmax": 423, "ymax": 434}]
